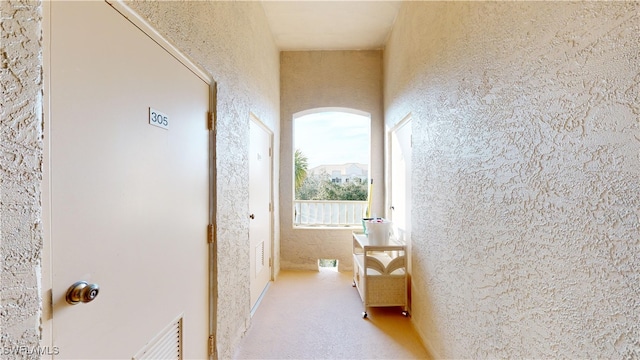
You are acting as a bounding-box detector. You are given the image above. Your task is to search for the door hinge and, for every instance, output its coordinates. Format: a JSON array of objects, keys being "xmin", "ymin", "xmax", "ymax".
[
  {"xmin": 207, "ymin": 224, "xmax": 215, "ymax": 244},
  {"xmin": 208, "ymin": 335, "xmax": 215, "ymax": 356},
  {"xmin": 269, "ymin": 258, "xmax": 272, "ymax": 267},
  {"xmin": 269, "ymin": 147, "xmax": 272, "ymax": 157},
  {"xmin": 269, "ymin": 203, "xmax": 272, "ymax": 212},
  {"xmin": 207, "ymin": 112, "xmax": 215, "ymax": 131}
]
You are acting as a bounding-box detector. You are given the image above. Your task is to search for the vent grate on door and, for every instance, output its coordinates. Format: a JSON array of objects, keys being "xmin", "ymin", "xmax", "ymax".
[{"xmin": 133, "ymin": 316, "xmax": 182, "ymax": 360}]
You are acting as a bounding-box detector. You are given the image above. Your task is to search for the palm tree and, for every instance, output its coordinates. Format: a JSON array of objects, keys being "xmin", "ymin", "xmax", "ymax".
[{"xmin": 294, "ymin": 149, "xmax": 308, "ymax": 192}]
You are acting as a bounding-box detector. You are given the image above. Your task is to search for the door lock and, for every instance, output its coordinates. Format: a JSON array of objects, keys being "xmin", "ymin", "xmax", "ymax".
[
  {"xmin": 249, "ymin": 214, "xmax": 255, "ymax": 219},
  {"xmin": 66, "ymin": 281, "xmax": 100, "ymax": 305}
]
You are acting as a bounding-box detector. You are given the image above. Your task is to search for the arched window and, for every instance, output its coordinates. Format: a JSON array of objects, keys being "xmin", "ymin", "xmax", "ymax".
[{"xmin": 293, "ymin": 108, "xmax": 371, "ymax": 227}]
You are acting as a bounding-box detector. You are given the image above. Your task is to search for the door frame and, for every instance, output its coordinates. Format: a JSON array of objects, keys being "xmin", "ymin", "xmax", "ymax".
[
  {"xmin": 41, "ymin": 1, "xmax": 218, "ymax": 357},
  {"xmin": 249, "ymin": 113, "xmax": 275, "ymax": 312},
  {"xmin": 386, "ymin": 114, "xmax": 412, "ymax": 311},
  {"xmin": 386, "ymin": 114, "xmax": 412, "ymax": 224}
]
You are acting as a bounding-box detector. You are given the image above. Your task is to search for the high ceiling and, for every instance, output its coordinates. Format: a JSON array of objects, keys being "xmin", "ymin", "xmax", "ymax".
[{"xmin": 260, "ymin": 1, "xmax": 403, "ymax": 51}]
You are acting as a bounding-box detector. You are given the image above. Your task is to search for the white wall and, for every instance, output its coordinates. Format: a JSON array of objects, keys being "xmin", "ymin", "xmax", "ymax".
[
  {"xmin": 384, "ymin": 2, "xmax": 640, "ymax": 358},
  {"xmin": 0, "ymin": 0, "xmax": 43, "ymax": 351},
  {"xmin": 280, "ymin": 51, "xmax": 383, "ymax": 271},
  {"xmin": 120, "ymin": 2, "xmax": 281, "ymax": 358}
]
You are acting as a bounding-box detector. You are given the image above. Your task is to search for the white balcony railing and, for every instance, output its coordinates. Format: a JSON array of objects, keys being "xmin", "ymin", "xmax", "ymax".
[{"xmin": 294, "ymin": 200, "xmax": 368, "ymax": 227}]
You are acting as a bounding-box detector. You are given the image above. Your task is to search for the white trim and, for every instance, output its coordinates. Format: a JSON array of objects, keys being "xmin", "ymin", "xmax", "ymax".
[
  {"xmin": 106, "ymin": 0, "xmax": 213, "ymax": 85},
  {"xmin": 389, "ymin": 113, "xmax": 412, "ymax": 134},
  {"xmin": 250, "ymin": 112, "xmax": 275, "ymax": 136},
  {"xmin": 293, "ymin": 107, "xmax": 370, "ymax": 119},
  {"xmin": 250, "ymin": 282, "xmax": 271, "ymax": 317},
  {"xmin": 41, "ymin": 1, "xmax": 53, "ymax": 354},
  {"xmin": 386, "ymin": 113, "xmax": 412, "ymax": 219}
]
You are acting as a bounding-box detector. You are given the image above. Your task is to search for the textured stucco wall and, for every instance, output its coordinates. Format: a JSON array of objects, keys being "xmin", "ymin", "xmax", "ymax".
[
  {"xmin": 280, "ymin": 51, "xmax": 383, "ymax": 271},
  {"xmin": 124, "ymin": 2, "xmax": 280, "ymax": 358},
  {"xmin": 0, "ymin": 0, "xmax": 43, "ymax": 357},
  {"xmin": 384, "ymin": 2, "xmax": 639, "ymax": 358}
]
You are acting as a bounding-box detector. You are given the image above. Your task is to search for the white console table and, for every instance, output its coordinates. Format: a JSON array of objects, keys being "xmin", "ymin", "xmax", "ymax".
[{"xmin": 352, "ymin": 232, "xmax": 408, "ymax": 318}]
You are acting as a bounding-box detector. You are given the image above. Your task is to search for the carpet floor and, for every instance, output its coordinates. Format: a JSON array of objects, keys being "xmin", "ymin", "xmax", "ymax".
[{"xmin": 233, "ymin": 269, "xmax": 431, "ymax": 360}]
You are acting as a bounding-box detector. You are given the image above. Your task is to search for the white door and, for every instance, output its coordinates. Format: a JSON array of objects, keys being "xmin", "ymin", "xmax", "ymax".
[
  {"xmin": 249, "ymin": 117, "xmax": 273, "ymax": 310},
  {"xmin": 390, "ymin": 118, "xmax": 412, "ymax": 271},
  {"xmin": 45, "ymin": 2, "xmax": 210, "ymax": 358}
]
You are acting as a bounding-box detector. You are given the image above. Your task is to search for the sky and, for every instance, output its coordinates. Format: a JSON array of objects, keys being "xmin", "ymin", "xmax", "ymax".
[{"xmin": 294, "ymin": 111, "xmax": 370, "ymax": 169}]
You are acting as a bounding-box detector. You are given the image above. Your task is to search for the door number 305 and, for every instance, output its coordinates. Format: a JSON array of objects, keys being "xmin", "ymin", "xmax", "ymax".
[{"xmin": 149, "ymin": 107, "xmax": 169, "ymax": 130}]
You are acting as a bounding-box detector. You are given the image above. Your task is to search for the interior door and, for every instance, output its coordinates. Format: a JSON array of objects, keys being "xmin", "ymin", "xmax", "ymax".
[
  {"xmin": 390, "ymin": 118, "xmax": 412, "ymax": 271},
  {"xmin": 249, "ymin": 117, "xmax": 273, "ymax": 310},
  {"xmin": 46, "ymin": 2, "xmax": 210, "ymax": 358}
]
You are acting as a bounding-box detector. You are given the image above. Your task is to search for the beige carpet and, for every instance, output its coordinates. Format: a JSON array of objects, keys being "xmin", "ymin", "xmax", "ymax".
[{"xmin": 233, "ymin": 269, "xmax": 431, "ymax": 360}]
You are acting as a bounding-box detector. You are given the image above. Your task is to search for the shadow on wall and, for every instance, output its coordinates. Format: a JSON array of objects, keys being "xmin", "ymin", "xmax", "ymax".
[{"xmin": 409, "ymin": 256, "xmax": 444, "ymax": 358}]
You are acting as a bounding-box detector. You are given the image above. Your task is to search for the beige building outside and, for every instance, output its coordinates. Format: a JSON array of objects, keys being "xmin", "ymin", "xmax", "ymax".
[{"xmin": 310, "ymin": 163, "xmax": 369, "ymax": 183}]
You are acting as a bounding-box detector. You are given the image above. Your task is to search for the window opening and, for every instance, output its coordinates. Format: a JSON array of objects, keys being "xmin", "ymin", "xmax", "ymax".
[
  {"xmin": 318, "ymin": 259, "xmax": 339, "ymax": 272},
  {"xmin": 294, "ymin": 110, "xmax": 371, "ymax": 227}
]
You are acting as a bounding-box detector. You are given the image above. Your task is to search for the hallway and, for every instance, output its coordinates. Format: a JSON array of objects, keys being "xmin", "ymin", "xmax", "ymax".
[
  {"xmin": 5, "ymin": 1, "xmax": 638, "ymax": 358},
  {"xmin": 234, "ymin": 270, "xmax": 430, "ymax": 359}
]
